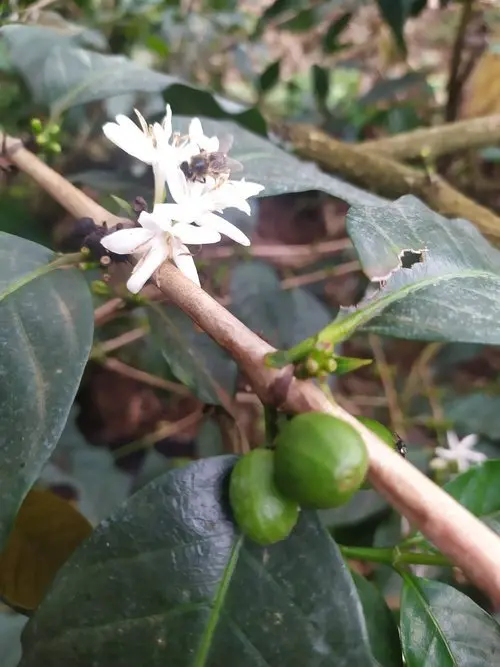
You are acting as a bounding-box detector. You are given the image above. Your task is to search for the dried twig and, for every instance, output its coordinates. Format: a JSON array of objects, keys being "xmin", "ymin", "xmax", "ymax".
[
  {"xmin": 369, "ymin": 334, "xmax": 407, "ymax": 439},
  {"xmin": 101, "ymin": 357, "xmax": 193, "ymax": 397},
  {"xmin": 282, "ymin": 123, "xmax": 500, "ymax": 242},
  {"xmin": 360, "ymin": 114, "xmax": 500, "ymax": 162}
]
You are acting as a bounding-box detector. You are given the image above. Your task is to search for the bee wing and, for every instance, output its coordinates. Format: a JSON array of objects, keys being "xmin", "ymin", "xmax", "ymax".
[
  {"xmin": 217, "ymin": 134, "xmax": 234, "ymax": 154},
  {"xmin": 225, "ymin": 156, "xmax": 243, "ymax": 173}
]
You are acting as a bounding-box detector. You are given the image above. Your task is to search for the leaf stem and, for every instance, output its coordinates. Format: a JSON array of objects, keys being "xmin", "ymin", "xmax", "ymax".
[
  {"xmin": 0, "ymin": 251, "xmax": 84, "ymax": 304},
  {"xmin": 340, "ymin": 545, "xmax": 451, "ymax": 568}
]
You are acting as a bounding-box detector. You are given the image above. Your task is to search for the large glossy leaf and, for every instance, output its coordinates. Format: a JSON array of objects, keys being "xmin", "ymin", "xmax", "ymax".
[
  {"xmin": 174, "ymin": 117, "xmax": 386, "ymax": 206},
  {"xmin": 148, "ymin": 304, "xmax": 237, "ymax": 406},
  {"xmin": 341, "ymin": 195, "xmax": 500, "ymax": 343},
  {"xmin": 401, "ymin": 575, "xmax": 500, "ymax": 667},
  {"xmin": 443, "ymin": 460, "xmax": 500, "ymax": 534},
  {"xmin": 230, "ymin": 262, "xmax": 333, "ymax": 348},
  {"xmin": 351, "ymin": 572, "xmax": 403, "ymax": 667},
  {"xmin": 20, "ymin": 456, "xmax": 375, "ymax": 667},
  {"xmin": 0, "ymin": 233, "xmax": 93, "ymax": 547},
  {"xmin": 0, "ymin": 25, "xmax": 176, "ymax": 110},
  {"xmin": 0, "ymin": 26, "xmax": 265, "ymax": 133}
]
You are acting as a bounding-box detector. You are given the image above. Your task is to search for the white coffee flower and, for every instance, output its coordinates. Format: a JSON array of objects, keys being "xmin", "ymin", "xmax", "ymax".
[
  {"xmin": 103, "ymin": 106, "xmax": 173, "ymax": 204},
  {"xmin": 434, "ymin": 431, "xmax": 486, "ymax": 473},
  {"xmin": 158, "ymin": 160, "xmax": 264, "ymax": 246},
  {"xmin": 170, "ymin": 116, "xmax": 220, "ymax": 165},
  {"xmin": 101, "ymin": 207, "xmax": 221, "ymax": 293}
]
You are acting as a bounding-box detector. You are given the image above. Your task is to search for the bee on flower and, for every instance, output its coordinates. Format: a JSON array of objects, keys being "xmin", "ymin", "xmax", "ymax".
[{"xmin": 99, "ymin": 105, "xmax": 264, "ymax": 293}]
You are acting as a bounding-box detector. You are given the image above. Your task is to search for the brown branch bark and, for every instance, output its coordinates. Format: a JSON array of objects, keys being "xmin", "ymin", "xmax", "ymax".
[
  {"xmin": 282, "ymin": 122, "xmax": 500, "ymax": 242},
  {"xmin": 360, "ymin": 114, "xmax": 500, "ymax": 161},
  {"xmin": 5, "ymin": 133, "xmax": 500, "ymax": 607}
]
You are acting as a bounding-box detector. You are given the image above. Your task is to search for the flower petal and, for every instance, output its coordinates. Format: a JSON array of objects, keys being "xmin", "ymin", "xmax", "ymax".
[
  {"xmin": 101, "ymin": 227, "xmax": 153, "ymax": 254},
  {"xmin": 446, "ymin": 431, "xmax": 460, "ymax": 450},
  {"xmin": 153, "ymin": 202, "xmax": 195, "ymax": 225},
  {"xmin": 172, "ymin": 241, "xmax": 200, "ymax": 286},
  {"xmin": 162, "ymin": 155, "xmax": 190, "ymax": 204},
  {"xmin": 188, "ymin": 117, "xmax": 219, "ymax": 152},
  {"xmin": 465, "ymin": 451, "xmax": 487, "ymax": 463},
  {"xmin": 161, "ymin": 104, "xmax": 173, "ymax": 139},
  {"xmin": 434, "ymin": 447, "xmax": 455, "ymax": 461},
  {"xmin": 459, "ymin": 434, "xmax": 479, "ymax": 450},
  {"xmin": 138, "ymin": 211, "xmax": 163, "ymax": 232},
  {"xmin": 126, "ymin": 243, "xmax": 169, "ymax": 294},
  {"xmin": 197, "ymin": 212, "xmax": 251, "ymax": 246},
  {"xmin": 172, "ymin": 222, "xmax": 221, "ymax": 245},
  {"xmin": 103, "ymin": 117, "xmax": 155, "ymax": 164}
]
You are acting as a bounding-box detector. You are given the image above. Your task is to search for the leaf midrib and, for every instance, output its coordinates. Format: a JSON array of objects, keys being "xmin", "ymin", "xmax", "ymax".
[
  {"xmin": 332, "ymin": 268, "xmax": 499, "ymax": 344},
  {"xmin": 192, "ymin": 535, "xmax": 243, "ymax": 667},
  {"xmin": 403, "ymin": 577, "xmax": 455, "ymax": 666}
]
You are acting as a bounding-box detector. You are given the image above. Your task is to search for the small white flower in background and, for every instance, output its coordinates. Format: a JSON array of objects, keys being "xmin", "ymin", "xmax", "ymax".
[
  {"xmin": 101, "ymin": 206, "xmax": 221, "ymax": 293},
  {"xmin": 433, "ymin": 431, "xmax": 486, "ymax": 473}
]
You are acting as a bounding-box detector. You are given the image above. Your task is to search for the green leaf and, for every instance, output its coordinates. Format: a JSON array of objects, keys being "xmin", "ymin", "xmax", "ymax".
[
  {"xmin": 0, "ymin": 25, "xmax": 265, "ymax": 135},
  {"xmin": 279, "ymin": 7, "xmax": 316, "ymax": 32},
  {"xmin": 340, "ymin": 195, "xmax": 500, "ymax": 344},
  {"xmin": 320, "ymin": 489, "xmax": 388, "ymax": 529},
  {"xmin": 443, "ymin": 393, "xmax": 500, "ymax": 441},
  {"xmin": 41, "ymin": 408, "xmax": 132, "ymax": 525},
  {"xmin": 0, "ymin": 25, "xmax": 176, "ymax": 113},
  {"xmin": 351, "ymin": 572, "xmax": 403, "ymax": 667},
  {"xmin": 258, "ymin": 60, "xmax": 281, "ymax": 94},
  {"xmin": 312, "ymin": 64, "xmax": 330, "ymax": 106},
  {"xmin": 323, "ymin": 12, "xmax": 352, "ymax": 54},
  {"xmin": 230, "ymin": 262, "xmax": 332, "ymax": 348},
  {"xmin": 20, "ymin": 456, "xmax": 376, "ymax": 667},
  {"xmin": 173, "ymin": 117, "xmax": 386, "ymax": 207},
  {"xmin": 148, "ymin": 303, "xmax": 237, "ymax": 406},
  {"xmin": 375, "ymin": 0, "xmax": 414, "ymax": 53},
  {"xmin": 334, "ymin": 355, "xmax": 372, "ymax": 375},
  {"xmin": 401, "ymin": 575, "xmax": 500, "ymax": 667},
  {"xmin": 443, "ymin": 460, "xmax": 500, "ymax": 534},
  {"xmin": 0, "ymin": 611, "xmax": 27, "ymax": 667},
  {"xmin": 0, "ymin": 233, "xmax": 93, "ymax": 547}
]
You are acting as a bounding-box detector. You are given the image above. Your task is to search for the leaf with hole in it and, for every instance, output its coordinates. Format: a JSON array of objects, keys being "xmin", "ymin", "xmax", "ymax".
[
  {"xmin": 334, "ymin": 195, "xmax": 500, "ymax": 344},
  {"xmin": 148, "ymin": 303, "xmax": 237, "ymax": 406},
  {"xmin": 401, "ymin": 575, "xmax": 500, "ymax": 667},
  {"xmin": 0, "ymin": 233, "xmax": 93, "ymax": 547},
  {"xmin": 0, "ymin": 489, "xmax": 92, "ymax": 614},
  {"xmin": 443, "ymin": 460, "xmax": 500, "ymax": 535},
  {"xmin": 20, "ymin": 456, "xmax": 376, "ymax": 667}
]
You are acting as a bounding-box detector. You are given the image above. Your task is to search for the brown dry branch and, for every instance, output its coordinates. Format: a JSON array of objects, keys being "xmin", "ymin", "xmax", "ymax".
[
  {"xmin": 283, "ymin": 122, "xmax": 500, "ymax": 242},
  {"xmin": 361, "ymin": 113, "xmax": 500, "ymax": 161},
  {"xmin": 102, "ymin": 358, "xmax": 193, "ymax": 397},
  {"xmin": 5, "ymin": 132, "xmax": 500, "ymax": 607}
]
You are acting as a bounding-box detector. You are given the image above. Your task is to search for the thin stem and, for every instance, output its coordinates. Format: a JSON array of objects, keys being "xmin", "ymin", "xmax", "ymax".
[
  {"xmin": 445, "ymin": 0, "xmax": 474, "ymax": 122},
  {"xmin": 340, "ymin": 545, "xmax": 451, "ymax": 568},
  {"xmin": 369, "ymin": 334, "xmax": 406, "ymax": 439},
  {"xmin": 0, "ymin": 251, "xmax": 84, "ymax": 304}
]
